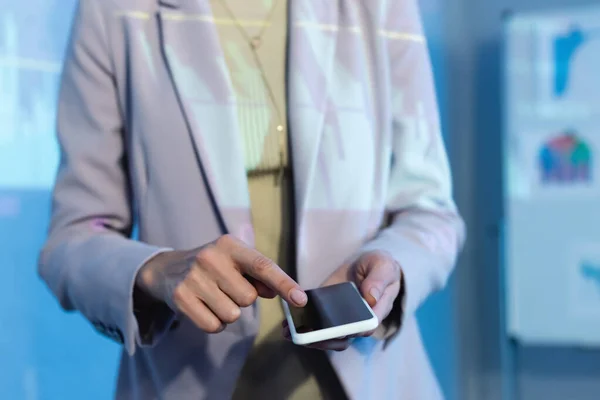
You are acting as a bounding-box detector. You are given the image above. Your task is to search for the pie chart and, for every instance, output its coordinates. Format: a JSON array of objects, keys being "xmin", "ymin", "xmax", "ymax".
[{"xmin": 539, "ymin": 132, "xmax": 592, "ymax": 183}]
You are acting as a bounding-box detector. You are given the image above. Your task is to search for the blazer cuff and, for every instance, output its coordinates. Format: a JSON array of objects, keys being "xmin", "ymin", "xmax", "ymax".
[{"xmin": 78, "ymin": 242, "xmax": 172, "ymax": 356}]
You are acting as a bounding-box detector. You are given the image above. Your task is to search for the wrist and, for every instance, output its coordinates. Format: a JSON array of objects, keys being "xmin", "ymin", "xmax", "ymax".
[
  {"xmin": 135, "ymin": 250, "xmax": 175, "ymax": 302},
  {"xmin": 133, "ymin": 254, "xmax": 179, "ymax": 343}
]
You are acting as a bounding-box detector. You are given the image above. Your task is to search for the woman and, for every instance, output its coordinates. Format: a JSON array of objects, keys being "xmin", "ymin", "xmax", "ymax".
[{"xmin": 39, "ymin": 0, "xmax": 465, "ymax": 398}]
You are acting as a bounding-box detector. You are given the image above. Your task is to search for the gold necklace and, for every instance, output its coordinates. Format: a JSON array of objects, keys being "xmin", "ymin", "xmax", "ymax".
[
  {"xmin": 218, "ymin": 3, "xmax": 296, "ymax": 368},
  {"xmin": 221, "ymin": 0, "xmax": 281, "ymax": 49},
  {"xmin": 218, "ymin": 0, "xmax": 286, "ymax": 184}
]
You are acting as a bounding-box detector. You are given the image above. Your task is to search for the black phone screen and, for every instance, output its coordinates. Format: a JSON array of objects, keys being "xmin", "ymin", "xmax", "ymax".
[{"xmin": 288, "ymin": 282, "xmax": 373, "ymax": 333}]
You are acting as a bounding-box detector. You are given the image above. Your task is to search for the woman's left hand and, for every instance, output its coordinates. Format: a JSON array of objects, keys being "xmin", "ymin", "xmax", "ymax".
[{"xmin": 282, "ymin": 250, "xmax": 402, "ymax": 351}]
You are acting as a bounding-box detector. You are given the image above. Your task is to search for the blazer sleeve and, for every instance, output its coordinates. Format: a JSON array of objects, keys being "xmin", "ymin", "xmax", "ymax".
[
  {"xmin": 38, "ymin": 0, "xmax": 172, "ymax": 356},
  {"xmin": 359, "ymin": 0, "xmax": 466, "ymax": 341}
]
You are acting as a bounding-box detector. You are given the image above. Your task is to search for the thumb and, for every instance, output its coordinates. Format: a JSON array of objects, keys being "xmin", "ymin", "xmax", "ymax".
[{"xmin": 359, "ymin": 260, "xmax": 399, "ymax": 308}]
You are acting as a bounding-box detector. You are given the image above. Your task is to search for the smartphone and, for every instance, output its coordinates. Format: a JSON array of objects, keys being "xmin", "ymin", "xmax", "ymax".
[{"xmin": 282, "ymin": 282, "xmax": 379, "ymax": 345}]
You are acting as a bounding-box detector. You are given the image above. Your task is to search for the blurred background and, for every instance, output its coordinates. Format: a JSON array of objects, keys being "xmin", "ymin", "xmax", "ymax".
[{"xmin": 1, "ymin": 0, "xmax": 599, "ymax": 399}]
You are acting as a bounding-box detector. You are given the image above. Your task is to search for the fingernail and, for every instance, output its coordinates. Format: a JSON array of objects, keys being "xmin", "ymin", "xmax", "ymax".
[
  {"xmin": 290, "ymin": 289, "xmax": 307, "ymax": 305},
  {"xmin": 369, "ymin": 288, "xmax": 381, "ymax": 302}
]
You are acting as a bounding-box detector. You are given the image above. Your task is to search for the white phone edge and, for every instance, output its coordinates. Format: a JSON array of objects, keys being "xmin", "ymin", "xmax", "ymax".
[{"xmin": 281, "ymin": 282, "xmax": 379, "ymax": 345}]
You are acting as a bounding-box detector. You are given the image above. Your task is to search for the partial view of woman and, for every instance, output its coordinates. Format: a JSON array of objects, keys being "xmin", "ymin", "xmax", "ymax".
[{"xmin": 39, "ymin": 0, "xmax": 465, "ymax": 398}]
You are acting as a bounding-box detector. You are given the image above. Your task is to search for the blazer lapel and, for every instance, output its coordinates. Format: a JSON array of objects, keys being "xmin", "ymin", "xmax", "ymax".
[
  {"xmin": 288, "ymin": 1, "xmax": 339, "ymax": 233},
  {"xmin": 157, "ymin": 0, "xmax": 253, "ymax": 241}
]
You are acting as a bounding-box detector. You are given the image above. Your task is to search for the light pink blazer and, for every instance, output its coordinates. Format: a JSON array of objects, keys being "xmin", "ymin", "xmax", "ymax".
[{"xmin": 39, "ymin": 0, "xmax": 465, "ymax": 398}]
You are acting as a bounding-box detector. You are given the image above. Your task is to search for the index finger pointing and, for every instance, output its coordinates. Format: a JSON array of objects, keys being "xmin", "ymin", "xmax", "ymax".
[{"xmin": 231, "ymin": 246, "xmax": 307, "ymax": 307}]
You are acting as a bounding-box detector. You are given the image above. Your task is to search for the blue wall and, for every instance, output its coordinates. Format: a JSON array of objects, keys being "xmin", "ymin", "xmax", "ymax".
[
  {"xmin": 0, "ymin": 1, "xmax": 120, "ymax": 398},
  {"xmin": 0, "ymin": 191, "xmax": 119, "ymax": 399},
  {"xmin": 416, "ymin": 1, "xmax": 460, "ymax": 400}
]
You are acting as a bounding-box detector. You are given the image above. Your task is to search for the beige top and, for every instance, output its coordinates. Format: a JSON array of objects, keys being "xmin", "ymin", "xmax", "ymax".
[
  {"xmin": 210, "ymin": 0, "xmax": 288, "ymax": 173},
  {"xmin": 210, "ymin": 1, "xmax": 333, "ymax": 399}
]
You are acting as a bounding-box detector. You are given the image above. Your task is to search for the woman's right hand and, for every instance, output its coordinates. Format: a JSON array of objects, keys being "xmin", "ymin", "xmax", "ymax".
[{"xmin": 135, "ymin": 234, "xmax": 307, "ymax": 333}]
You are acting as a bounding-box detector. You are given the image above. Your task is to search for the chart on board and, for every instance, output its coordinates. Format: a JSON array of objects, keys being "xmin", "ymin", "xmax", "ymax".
[{"xmin": 505, "ymin": 6, "xmax": 600, "ymax": 346}]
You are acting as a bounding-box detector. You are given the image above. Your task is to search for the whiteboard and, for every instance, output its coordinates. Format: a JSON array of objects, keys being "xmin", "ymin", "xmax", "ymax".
[{"xmin": 504, "ymin": 6, "xmax": 600, "ymax": 346}]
